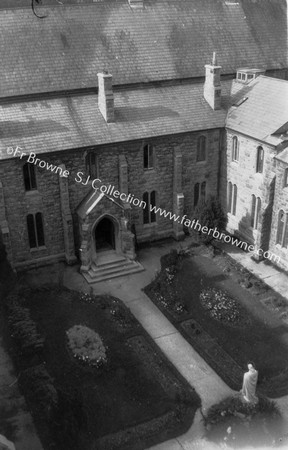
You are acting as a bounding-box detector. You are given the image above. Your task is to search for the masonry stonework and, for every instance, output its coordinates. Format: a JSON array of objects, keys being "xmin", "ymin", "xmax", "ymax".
[
  {"xmin": 1, "ymin": 128, "xmax": 221, "ymax": 269},
  {"xmin": 269, "ymin": 159, "xmax": 288, "ymax": 269},
  {"xmin": 221, "ymin": 130, "xmax": 277, "ymax": 251}
]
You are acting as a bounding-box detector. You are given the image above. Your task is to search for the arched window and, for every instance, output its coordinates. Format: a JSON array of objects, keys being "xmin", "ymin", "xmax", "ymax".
[
  {"xmin": 256, "ymin": 146, "xmax": 264, "ymax": 173},
  {"xmin": 23, "ymin": 163, "xmax": 36, "ymax": 191},
  {"xmin": 277, "ymin": 210, "xmax": 285, "ymax": 245},
  {"xmin": 232, "ymin": 184, "xmax": 237, "ymax": 215},
  {"xmin": 143, "ymin": 192, "xmax": 149, "ymax": 224},
  {"xmin": 227, "ymin": 182, "xmax": 237, "ymax": 215},
  {"xmin": 27, "ymin": 212, "xmax": 45, "ymax": 249},
  {"xmin": 201, "ymin": 181, "xmax": 206, "ymax": 201},
  {"xmin": 143, "ymin": 191, "xmax": 156, "ymax": 224},
  {"xmin": 196, "ymin": 136, "xmax": 206, "ymax": 162},
  {"xmin": 194, "ymin": 181, "xmax": 207, "ymax": 207},
  {"xmin": 86, "ymin": 152, "xmax": 98, "ymax": 178},
  {"xmin": 143, "ymin": 144, "xmax": 154, "ymax": 170},
  {"xmin": 232, "ymin": 136, "xmax": 239, "ymax": 161},
  {"xmin": 227, "ymin": 181, "xmax": 232, "ymax": 213},
  {"xmin": 251, "ymin": 195, "xmax": 261, "ymax": 229},
  {"xmin": 284, "ymin": 168, "xmax": 288, "ymax": 187}
]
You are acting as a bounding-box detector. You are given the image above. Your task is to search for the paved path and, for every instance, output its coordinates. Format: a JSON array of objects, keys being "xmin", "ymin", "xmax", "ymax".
[
  {"xmin": 1, "ymin": 237, "xmax": 286, "ymax": 450},
  {"xmin": 63, "ymin": 238, "xmax": 288, "ymax": 450},
  {"xmin": 64, "ymin": 241, "xmax": 234, "ymax": 450}
]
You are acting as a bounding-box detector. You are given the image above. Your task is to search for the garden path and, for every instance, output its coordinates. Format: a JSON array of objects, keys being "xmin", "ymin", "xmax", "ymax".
[{"xmin": 63, "ymin": 236, "xmax": 288, "ymax": 449}]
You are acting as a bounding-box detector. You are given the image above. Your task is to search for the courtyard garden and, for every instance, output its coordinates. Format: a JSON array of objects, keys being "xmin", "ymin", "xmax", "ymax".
[
  {"xmin": 144, "ymin": 246, "xmax": 288, "ymax": 398},
  {"xmin": 2, "ymin": 285, "xmax": 200, "ymax": 450}
]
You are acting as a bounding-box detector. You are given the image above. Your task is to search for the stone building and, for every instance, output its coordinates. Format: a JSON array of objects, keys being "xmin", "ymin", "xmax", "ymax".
[
  {"xmin": 0, "ymin": 0, "xmax": 287, "ymax": 280},
  {"xmin": 222, "ymin": 74, "xmax": 288, "ymax": 269}
]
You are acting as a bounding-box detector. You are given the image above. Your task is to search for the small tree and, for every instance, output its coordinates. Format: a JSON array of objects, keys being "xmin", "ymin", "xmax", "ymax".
[{"xmin": 193, "ymin": 196, "xmax": 227, "ymax": 243}]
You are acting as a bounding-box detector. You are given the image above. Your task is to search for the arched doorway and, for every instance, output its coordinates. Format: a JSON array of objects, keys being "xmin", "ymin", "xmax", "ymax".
[{"xmin": 95, "ymin": 217, "xmax": 115, "ymax": 252}]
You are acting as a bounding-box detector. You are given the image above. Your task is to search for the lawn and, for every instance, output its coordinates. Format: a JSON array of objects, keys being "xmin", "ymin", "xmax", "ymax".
[
  {"xmin": 4, "ymin": 285, "xmax": 200, "ymax": 450},
  {"xmin": 144, "ymin": 247, "xmax": 288, "ymax": 397}
]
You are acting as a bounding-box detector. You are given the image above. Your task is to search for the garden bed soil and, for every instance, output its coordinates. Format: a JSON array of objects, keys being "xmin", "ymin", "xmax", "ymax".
[
  {"xmin": 144, "ymin": 247, "xmax": 288, "ymax": 397},
  {"xmin": 4, "ymin": 286, "xmax": 200, "ymax": 450}
]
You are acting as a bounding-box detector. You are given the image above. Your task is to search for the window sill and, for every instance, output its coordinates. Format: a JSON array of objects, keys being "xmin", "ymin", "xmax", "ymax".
[
  {"xmin": 231, "ymin": 159, "xmax": 239, "ymax": 163},
  {"xmin": 276, "ymin": 243, "xmax": 288, "ymax": 251},
  {"xmin": 30, "ymin": 246, "xmax": 47, "ymax": 253},
  {"xmin": 143, "ymin": 168, "xmax": 156, "ymax": 172},
  {"xmin": 25, "ymin": 189, "xmax": 40, "ymax": 195},
  {"xmin": 143, "ymin": 222, "xmax": 158, "ymax": 228}
]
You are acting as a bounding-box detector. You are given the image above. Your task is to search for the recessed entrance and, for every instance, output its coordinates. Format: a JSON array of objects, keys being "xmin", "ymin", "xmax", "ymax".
[{"xmin": 95, "ymin": 217, "xmax": 115, "ymax": 252}]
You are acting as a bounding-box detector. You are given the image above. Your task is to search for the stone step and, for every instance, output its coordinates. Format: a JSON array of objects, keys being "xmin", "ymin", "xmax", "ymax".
[
  {"xmin": 91, "ymin": 258, "xmax": 129, "ymax": 272},
  {"xmin": 89, "ymin": 260, "xmax": 136, "ymax": 277},
  {"xmin": 83, "ymin": 260, "xmax": 144, "ymax": 284},
  {"xmin": 94, "ymin": 253, "xmax": 127, "ymax": 267}
]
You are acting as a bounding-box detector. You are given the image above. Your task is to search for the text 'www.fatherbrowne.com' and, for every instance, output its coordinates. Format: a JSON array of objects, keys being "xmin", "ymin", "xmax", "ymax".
[{"xmin": 6, "ymin": 146, "xmax": 280, "ymax": 264}]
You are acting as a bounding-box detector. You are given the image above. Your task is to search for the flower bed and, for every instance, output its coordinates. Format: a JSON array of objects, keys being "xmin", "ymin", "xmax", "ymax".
[
  {"xmin": 199, "ymin": 287, "xmax": 249, "ymax": 326},
  {"xmin": 66, "ymin": 325, "xmax": 107, "ymax": 368}
]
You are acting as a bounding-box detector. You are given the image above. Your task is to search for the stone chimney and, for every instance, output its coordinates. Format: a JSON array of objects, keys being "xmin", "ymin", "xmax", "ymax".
[
  {"xmin": 204, "ymin": 52, "xmax": 222, "ymax": 110},
  {"xmin": 128, "ymin": 0, "xmax": 143, "ymax": 9},
  {"xmin": 97, "ymin": 72, "xmax": 114, "ymax": 123}
]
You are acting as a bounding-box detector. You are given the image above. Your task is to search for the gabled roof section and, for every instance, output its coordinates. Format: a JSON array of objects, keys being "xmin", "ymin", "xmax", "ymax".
[
  {"xmin": 0, "ymin": 0, "xmax": 287, "ymax": 98},
  {"xmin": 77, "ymin": 190, "xmax": 105, "ymax": 220},
  {"xmin": 275, "ymin": 147, "xmax": 288, "ymax": 164},
  {"xmin": 226, "ymin": 76, "xmax": 288, "ymax": 146},
  {"xmin": 0, "ymin": 80, "xmax": 231, "ymax": 160},
  {"xmin": 77, "ymin": 186, "xmax": 126, "ymax": 219}
]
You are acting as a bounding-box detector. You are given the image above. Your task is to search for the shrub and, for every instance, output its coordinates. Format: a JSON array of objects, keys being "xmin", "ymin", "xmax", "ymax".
[
  {"xmin": 203, "ymin": 393, "xmax": 282, "ymax": 448},
  {"xmin": 204, "ymin": 394, "xmax": 280, "ymax": 427},
  {"xmin": 66, "ymin": 325, "xmax": 107, "ymax": 367},
  {"xmin": 193, "ymin": 196, "xmax": 228, "ymax": 243},
  {"xmin": 20, "ymin": 364, "xmax": 58, "ymax": 421},
  {"xmin": 7, "ymin": 299, "xmax": 44, "ymax": 356}
]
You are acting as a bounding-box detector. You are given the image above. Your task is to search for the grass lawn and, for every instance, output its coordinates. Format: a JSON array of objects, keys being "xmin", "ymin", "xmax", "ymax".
[
  {"xmin": 145, "ymin": 247, "xmax": 288, "ymax": 397},
  {"xmin": 5, "ymin": 285, "xmax": 200, "ymax": 450}
]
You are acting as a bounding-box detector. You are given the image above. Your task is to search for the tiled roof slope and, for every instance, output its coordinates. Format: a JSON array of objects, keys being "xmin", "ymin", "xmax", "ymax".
[
  {"xmin": 276, "ymin": 147, "xmax": 288, "ymax": 164},
  {"xmin": 0, "ymin": 81, "xmax": 231, "ymax": 160},
  {"xmin": 0, "ymin": 0, "xmax": 287, "ymax": 97},
  {"xmin": 226, "ymin": 76, "xmax": 288, "ymax": 146}
]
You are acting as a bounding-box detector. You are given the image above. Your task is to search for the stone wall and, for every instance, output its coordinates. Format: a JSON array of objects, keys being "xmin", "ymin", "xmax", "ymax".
[
  {"xmin": 220, "ymin": 130, "xmax": 277, "ymax": 249},
  {"xmin": 0, "ymin": 128, "xmax": 221, "ymax": 268},
  {"xmin": 269, "ymin": 159, "xmax": 288, "ymax": 270}
]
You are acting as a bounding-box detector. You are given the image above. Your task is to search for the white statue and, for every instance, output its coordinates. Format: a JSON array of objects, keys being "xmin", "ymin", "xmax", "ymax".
[{"xmin": 240, "ymin": 362, "xmax": 258, "ymax": 405}]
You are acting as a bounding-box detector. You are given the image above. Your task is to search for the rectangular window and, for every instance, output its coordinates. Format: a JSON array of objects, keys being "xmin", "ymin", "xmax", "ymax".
[
  {"xmin": 86, "ymin": 153, "xmax": 98, "ymax": 178},
  {"xmin": 23, "ymin": 163, "xmax": 37, "ymax": 191},
  {"xmin": 256, "ymin": 147, "xmax": 264, "ymax": 173},
  {"xmin": 143, "ymin": 144, "xmax": 154, "ymax": 170},
  {"xmin": 27, "ymin": 213, "xmax": 45, "ymax": 249},
  {"xmin": 143, "ymin": 191, "xmax": 156, "ymax": 224},
  {"xmin": 232, "ymin": 137, "xmax": 239, "ymax": 162}
]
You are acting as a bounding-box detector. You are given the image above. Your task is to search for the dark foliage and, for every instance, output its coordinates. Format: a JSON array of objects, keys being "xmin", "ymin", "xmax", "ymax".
[{"xmin": 193, "ymin": 196, "xmax": 228, "ymax": 243}]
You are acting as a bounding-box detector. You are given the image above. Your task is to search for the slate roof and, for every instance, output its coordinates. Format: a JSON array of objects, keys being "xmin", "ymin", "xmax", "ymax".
[
  {"xmin": 275, "ymin": 147, "xmax": 288, "ymax": 164},
  {"xmin": 226, "ymin": 76, "xmax": 288, "ymax": 146},
  {"xmin": 0, "ymin": 81, "xmax": 231, "ymax": 160},
  {"xmin": 0, "ymin": 0, "xmax": 287, "ymax": 98}
]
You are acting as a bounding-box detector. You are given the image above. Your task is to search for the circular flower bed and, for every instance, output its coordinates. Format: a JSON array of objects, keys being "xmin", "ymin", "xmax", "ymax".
[
  {"xmin": 199, "ymin": 287, "xmax": 249, "ymax": 326},
  {"xmin": 66, "ymin": 325, "xmax": 107, "ymax": 367}
]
